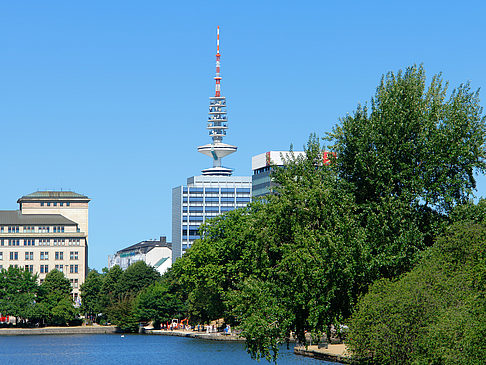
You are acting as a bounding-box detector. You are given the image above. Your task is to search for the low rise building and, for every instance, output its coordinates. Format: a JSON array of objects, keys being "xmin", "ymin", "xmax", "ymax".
[
  {"xmin": 108, "ymin": 236, "xmax": 172, "ymax": 275},
  {"xmin": 0, "ymin": 191, "xmax": 90, "ymax": 300}
]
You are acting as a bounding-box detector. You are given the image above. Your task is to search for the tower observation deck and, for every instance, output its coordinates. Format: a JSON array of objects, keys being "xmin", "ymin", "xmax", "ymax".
[{"xmin": 197, "ymin": 26, "xmax": 237, "ymax": 176}]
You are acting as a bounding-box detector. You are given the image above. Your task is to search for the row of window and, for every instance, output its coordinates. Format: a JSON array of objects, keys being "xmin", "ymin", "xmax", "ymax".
[
  {"xmin": 39, "ymin": 264, "xmax": 79, "ymax": 274},
  {"xmin": 0, "ymin": 265, "xmax": 79, "ymax": 272},
  {"xmin": 0, "ymin": 226, "xmax": 66, "ymax": 233},
  {"xmin": 39, "ymin": 202, "xmax": 71, "ymax": 207},
  {"xmin": 0, "ymin": 238, "xmax": 82, "ymax": 247},
  {"xmin": 0, "ymin": 251, "xmax": 79, "ymax": 261},
  {"xmin": 2, "ymin": 265, "xmax": 79, "ymax": 278},
  {"xmin": 183, "ymin": 197, "xmax": 251, "ymax": 203},
  {"xmin": 182, "ymin": 235, "xmax": 201, "ymax": 241},
  {"xmin": 183, "ymin": 206, "xmax": 239, "ymax": 213},
  {"xmin": 183, "ymin": 188, "xmax": 251, "ymax": 194}
]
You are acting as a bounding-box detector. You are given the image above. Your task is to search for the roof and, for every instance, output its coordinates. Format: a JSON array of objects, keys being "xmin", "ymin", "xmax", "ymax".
[
  {"xmin": 0, "ymin": 211, "xmax": 77, "ymax": 225},
  {"xmin": 18, "ymin": 191, "xmax": 90, "ymax": 202},
  {"xmin": 117, "ymin": 237, "xmax": 171, "ymax": 255}
]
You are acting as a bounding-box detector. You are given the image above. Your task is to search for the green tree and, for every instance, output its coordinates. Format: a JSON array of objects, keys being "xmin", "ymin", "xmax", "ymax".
[
  {"xmin": 0, "ymin": 267, "xmax": 38, "ymax": 324},
  {"xmin": 107, "ymin": 294, "xmax": 139, "ymax": 332},
  {"xmin": 172, "ymin": 206, "xmax": 260, "ymax": 324},
  {"xmin": 116, "ymin": 261, "xmax": 160, "ymax": 296},
  {"xmin": 98, "ymin": 265, "xmax": 122, "ymax": 312},
  {"xmin": 328, "ymin": 64, "xmax": 486, "ymax": 213},
  {"xmin": 136, "ymin": 281, "xmax": 185, "ymax": 328},
  {"xmin": 228, "ymin": 139, "xmax": 368, "ymax": 361},
  {"xmin": 80, "ymin": 270, "xmax": 103, "ymax": 317},
  {"xmin": 39, "ymin": 269, "xmax": 75, "ymax": 325},
  {"xmin": 347, "ymin": 217, "xmax": 486, "ymax": 365},
  {"xmin": 327, "ymin": 65, "xmax": 486, "ymax": 279}
]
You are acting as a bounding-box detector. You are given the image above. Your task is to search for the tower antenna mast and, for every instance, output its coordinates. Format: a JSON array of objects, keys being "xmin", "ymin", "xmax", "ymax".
[{"xmin": 197, "ymin": 26, "xmax": 237, "ymax": 176}]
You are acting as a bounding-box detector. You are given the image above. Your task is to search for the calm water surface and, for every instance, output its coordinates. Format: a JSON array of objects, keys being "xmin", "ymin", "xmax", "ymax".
[{"xmin": 0, "ymin": 334, "xmax": 337, "ymax": 365}]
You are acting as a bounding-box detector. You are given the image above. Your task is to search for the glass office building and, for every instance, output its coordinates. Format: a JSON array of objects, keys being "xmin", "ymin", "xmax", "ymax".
[{"xmin": 172, "ymin": 175, "xmax": 251, "ymax": 261}]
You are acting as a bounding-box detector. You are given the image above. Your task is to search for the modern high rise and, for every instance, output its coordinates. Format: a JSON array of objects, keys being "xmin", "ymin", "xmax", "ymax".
[
  {"xmin": 172, "ymin": 27, "xmax": 252, "ymax": 261},
  {"xmin": 0, "ymin": 191, "xmax": 89, "ymax": 300}
]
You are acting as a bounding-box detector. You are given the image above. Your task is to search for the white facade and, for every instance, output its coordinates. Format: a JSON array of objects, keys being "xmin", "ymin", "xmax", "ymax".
[
  {"xmin": 251, "ymin": 151, "xmax": 306, "ymax": 171},
  {"xmin": 108, "ymin": 237, "xmax": 172, "ymax": 275}
]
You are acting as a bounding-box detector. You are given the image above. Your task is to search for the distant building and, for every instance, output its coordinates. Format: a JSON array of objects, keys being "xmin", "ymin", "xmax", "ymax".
[
  {"xmin": 251, "ymin": 151, "xmax": 305, "ymax": 197},
  {"xmin": 1, "ymin": 191, "xmax": 90, "ymax": 300},
  {"xmin": 172, "ymin": 176, "xmax": 251, "ymax": 261},
  {"xmin": 108, "ymin": 236, "xmax": 172, "ymax": 275},
  {"xmin": 172, "ymin": 27, "xmax": 252, "ymax": 262}
]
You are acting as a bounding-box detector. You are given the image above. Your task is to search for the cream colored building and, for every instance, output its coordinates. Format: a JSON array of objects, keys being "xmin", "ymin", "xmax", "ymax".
[{"xmin": 0, "ymin": 191, "xmax": 89, "ymax": 300}]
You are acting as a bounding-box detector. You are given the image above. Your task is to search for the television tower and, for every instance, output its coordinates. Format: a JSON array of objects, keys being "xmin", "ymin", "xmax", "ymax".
[{"xmin": 198, "ymin": 26, "xmax": 237, "ymax": 176}]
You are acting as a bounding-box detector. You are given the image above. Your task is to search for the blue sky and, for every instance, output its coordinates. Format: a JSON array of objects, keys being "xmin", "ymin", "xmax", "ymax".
[{"xmin": 1, "ymin": 1, "xmax": 485, "ymax": 270}]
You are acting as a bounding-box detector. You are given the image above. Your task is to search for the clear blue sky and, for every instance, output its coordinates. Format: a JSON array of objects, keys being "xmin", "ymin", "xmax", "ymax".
[{"xmin": 1, "ymin": 1, "xmax": 485, "ymax": 270}]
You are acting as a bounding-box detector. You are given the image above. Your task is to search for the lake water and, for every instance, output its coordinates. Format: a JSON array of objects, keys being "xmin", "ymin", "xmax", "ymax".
[{"xmin": 0, "ymin": 334, "xmax": 337, "ymax": 364}]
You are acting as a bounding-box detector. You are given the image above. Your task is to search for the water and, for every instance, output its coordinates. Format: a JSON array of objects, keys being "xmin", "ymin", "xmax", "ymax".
[{"xmin": 0, "ymin": 334, "xmax": 337, "ymax": 364}]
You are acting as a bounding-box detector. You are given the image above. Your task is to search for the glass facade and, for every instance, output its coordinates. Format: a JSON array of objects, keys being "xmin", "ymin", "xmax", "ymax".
[{"xmin": 172, "ymin": 175, "xmax": 252, "ymax": 261}]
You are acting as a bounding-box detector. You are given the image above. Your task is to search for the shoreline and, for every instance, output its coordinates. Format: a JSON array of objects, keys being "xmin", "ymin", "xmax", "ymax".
[
  {"xmin": 145, "ymin": 328, "xmax": 245, "ymax": 341},
  {"xmin": 0, "ymin": 325, "xmax": 120, "ymax": 336},
  {"xmin": 294, "ymin": 344, "xmax": 354, "ymax": 364}
]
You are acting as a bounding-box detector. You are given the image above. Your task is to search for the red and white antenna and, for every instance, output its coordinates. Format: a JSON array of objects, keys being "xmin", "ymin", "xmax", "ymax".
[{"xmin": 214, "ymin": 26, "xmax": 221, "ymax": 97}]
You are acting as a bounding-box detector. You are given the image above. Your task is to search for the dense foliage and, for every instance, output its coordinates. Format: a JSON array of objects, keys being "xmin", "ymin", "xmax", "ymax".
[
  {"xmin": 80, "ymin": 261, "xmax": 185, "ymax": 331},
  {"xmin": 0, "ymin": 268, "xmax": 78, "ymax": 326},
  {"xmin": 347, "ymin": 202, "xmax": 486, "ymax": 364}
]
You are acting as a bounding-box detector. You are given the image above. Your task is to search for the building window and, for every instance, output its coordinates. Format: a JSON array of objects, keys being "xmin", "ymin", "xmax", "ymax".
[
  {"xmin": 70, "ymin": 251, "xmax": 78, "ymax": 260},
  {"xmin": 25, "ymin": 265, "xmax": 33, "ymax": 273},
  {"xmin": 74, "ymin": 265, "xmax": 78, "ymax": 273},
  {"xmin": 53, "ymin": 202, "xmax": 57, "ymax": 207},
  {"xmin": 8, "ymin": 226, "xmax": 19, "ymax": 233},
  {"xmin": 66, "ymin": 202, "xmax": 70, "ymax": 207},
  {"xmin": 53, "ymin": 226, "xmax": 64, "ymax": 233},
  {"xmin": 0, "ymin": 252, "xmax": 2, "ymax": 260},
  {"xmin": 55, "ymin": 251, "xmax": 64, "ymax": 260},
  {"xmin": 25, "ymin": 252, "xmax": 33, "ymax": 260},
  {"xmin": 24, "ymin": 239, "xmax": 34, "ymax": 246},
  {"xmin": 60, "ymin": 202, "xmax": 64, "ymax": 207},
  {"xmin": 40, "ymin": 252, "xmax": 49, "ymax": 260},
  {"xmin": 8, "ymin": 239, "xmax": 20, "ymax": 246},
  {"xmin": 40, "ymin": 202, "xmax": 44, "ymax": 207},
  {"xmin": 47, "ymin": 203, "xmax": 50, "ymax": 207},
  {"xmin": 9, "ymin": 252, "xmax": 18, "ymax": 260}
]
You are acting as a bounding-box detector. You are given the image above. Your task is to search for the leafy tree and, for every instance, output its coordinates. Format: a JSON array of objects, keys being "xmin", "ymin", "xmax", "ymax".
[
  {"xmin": 116, "ymin": 261, "xmax": 160, "ymax": 296},
  {"xmin": 38, "ymin": 269, "xmax": 75, "ymax": 325},
  {"xmin": 347, "ymin": 216, "xmax": 486, "ymax": 365},
  {"xmin": 98, "ymin": 265, "xmax": 122, "ymax": 311},
  {"xmin": 80, "ymin": 270, "xmax": 103, "ymax": 317},
  {"xmin": 107, "ymin": 294, "xmax": 139, "ymax": 332},
  {"xmin": 172, "ymin": 206, "xmax": 260, "ymax": 324},
  {"xmin": 328, "ymin": 64, "xmax": 486, "ymax": 213},
  {"xmin": 228, "ymin": 138, "xmax": 368, "ymax": 361},
  {"xmin": 0, "ymin": 267, "xmax": 38, "ymax": 323},
  {"xmin": 136, "ymin": 281, "xmax": 185, "ymax": 328},
  {"xmin": 327, "ymin": 65, "xmax": 486, "ymax": 280}
]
